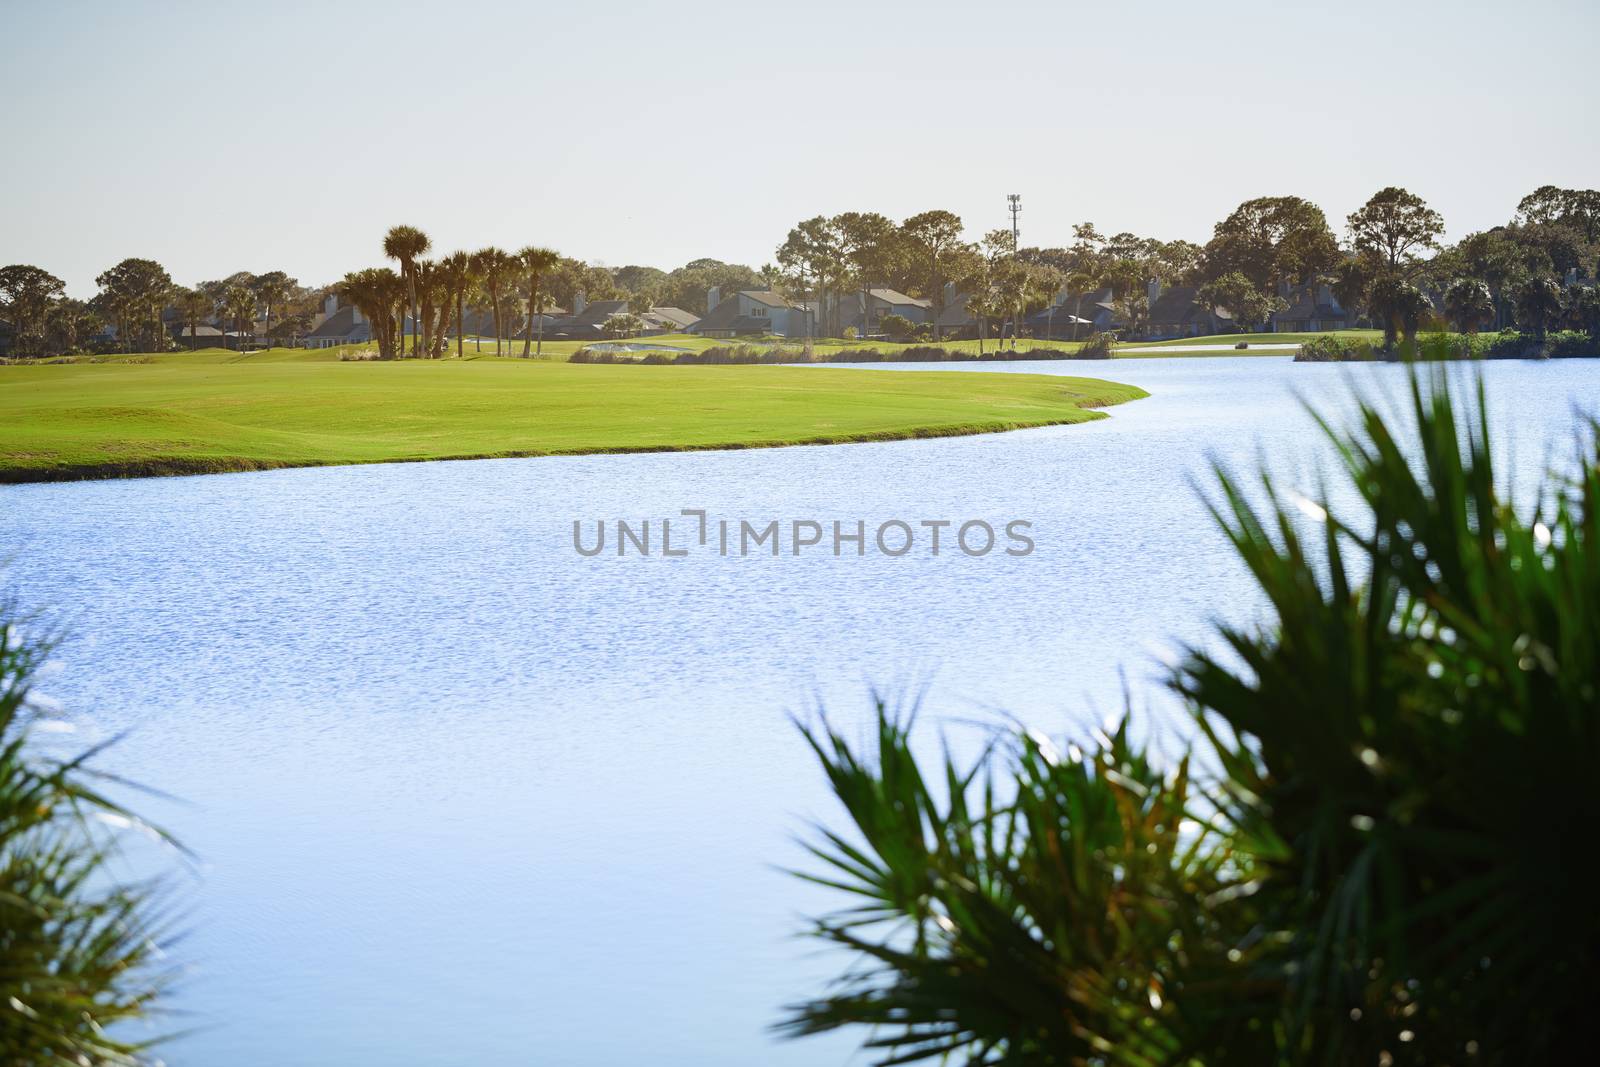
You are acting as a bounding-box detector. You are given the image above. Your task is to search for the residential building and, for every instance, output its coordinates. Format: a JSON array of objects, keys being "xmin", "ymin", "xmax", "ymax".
[
  {"xmin": 1144, "ymin": 282, "xmax": 1232, "ymax": 339},
  {"xmin": 687, "ymin": 288, "xmax": 812, "ymax": 338},
  {"xmin": 302, "ymin": 293, "xmax": 370, "ymax": 348},
  {"xmin": 834, "ymin": 288, "xmax": 932, "ymax": 335},
  {"xmin": 1271, "ymin": 285, "xmax": 1351, "ymax": 333}
]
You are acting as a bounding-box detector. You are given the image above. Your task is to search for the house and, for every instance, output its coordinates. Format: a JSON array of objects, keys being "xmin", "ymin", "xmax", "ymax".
[
  {"xmin": 641, "ymin": 306, "xmax": 699, "ymax": 333},
  {"xmin": 302, "ymin": 294, "xmax": 371, "ymax": 348},
  {"xmin": 1271, "ymin": 285, "xmax": 1350, "ymax": 333},
  {"xmin": 933, "ymin": 291, "xmax": 980, "ymax": 339},
  {"xmin": 835, "ymin": 288, "xmax": 933, "ymax": 335},
  {"xmin": 172, "ymin": 324, "xmax": 228, "ymax": 347},
  {"xmin": 543, "ymin": 297, "xmax": 632, "ymax": 340},
  {"xmin": 687, "ymin": 288, "xmax": 812, "ymax": 338},
  {"xmin": 1144, "ymin": 283, "xmax": 1232, "ymax": 339},
  {"xmin": 1028, "ymin": 287, "xmax": 1119, "ymax": 339}
]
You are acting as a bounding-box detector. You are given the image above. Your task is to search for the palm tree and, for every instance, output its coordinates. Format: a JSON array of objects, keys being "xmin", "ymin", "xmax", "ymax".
[
  {"xmin": 1514, "ymin": 275, "xmax": 1563, "ymax": 343},
  {"xmin": 383, "ymin": 225, "xmax": 431, "ymax": 357},
  {"xmin": 1065, "ymin": 268, "xmax": 1098, "ymax": 341},
  {"xmin": 437, "ymin": 252, "xmax": 474, "ymax": 358},
  {"xmin": 1443, "ymin": 278, "xmax": 1495, "ymax": 335},
  {"xmin": 178, "ymin": 287, "xmax": 213, "ymax": 350},
  {"xmin": 605, "ymin": 312, "xmax": 646, "ymax": 339},
  {"xmin": 786, "ymin": 370, "xmax": 1600, "ymax": 1065},
  {"xmin": 251, "ymin": 271, "xmax": 293, "ymax": 344},
  {"xmin": 340, "ymin": 268, "xmax": 406, "ymax": 358},
  {"xmin": 470, "ymin": 248, "xmax": 517, "ymax": 356},
  {"xmin": 518, "ymin": 246, "xmax": 561, "ymax": 358},
  {"xmin": 223, "ymin": 284, "xmax": 257, "ymax": 350},
  {"xmin": 2, "ymin": 608, "xmax": 180, "ymax": 1064}
]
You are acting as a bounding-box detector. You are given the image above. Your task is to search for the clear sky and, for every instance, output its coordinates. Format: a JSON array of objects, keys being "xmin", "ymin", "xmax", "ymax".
[{"xmin": 3, "ymin": 0, "xmax": 1596, "ymax": 296}]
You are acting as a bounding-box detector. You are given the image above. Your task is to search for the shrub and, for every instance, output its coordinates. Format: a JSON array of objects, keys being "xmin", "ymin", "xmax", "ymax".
[
  {"xmin": 784, "ymin": 371, "xmax": 1600, "ymax": 1064},
  {"xmin": 1295, "ymin": 335, "xmax": 1381, "ymax": 361},
  {"xmin": 1072, "ymin": 332, "xmax": 1116, "ymax": 359},
  {"xmin": 1, "ymin": 607, "xmax": 178, "ymax": 1062},
  {"xmin": 1547, "ymin": 330, "xmax": 1598, "ymax": 358},
  {"xmin": 879, "ymin": 314, "xmax": 918, "ymax": 342}
]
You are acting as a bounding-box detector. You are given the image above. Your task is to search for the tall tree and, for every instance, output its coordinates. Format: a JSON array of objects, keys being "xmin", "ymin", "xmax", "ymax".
[
  {"xmin": 470, "ymin": 247, "xmax": 517, "ymax": 356},
  {"xmin": 176, "ymin": 287, "xmax": 214, "ymax": 350},
  {"xmin": 899, "ymin": 210, "xmax": 965, "ymax": 340},
  {"xmin": 93, "ymin": 258, "xmax": 173, "ymax": 353},
  {"xmin": 1347, "ymin": 187, "xmax": 1444, "ymax": 273},
  {"xmin": 250, "ymin": 271, "xmax": 294, "ymax": 342},
  {"xmin": 383, "ymin": 225, "xmax": 431, "ymax": 357},
  {"xmin": 222, "ymin": 284, "xmax": 257, "ymax": 349},
  {"xmin": 777, "ymin": 218, "xmax": 846, "ymax": 338},
  {"xmin": 833, "ymin": 212, "xmax": 897, "ymax": 337},
  {"xmin": 1196, "ymin": 271, "xmax": 1280, "ymax": 333},
  {"xmin": 1202, "ymin": 196, "xmax": 1340, "ymax": 298},
  {"xmin": 518, "ymin": 247, "xmax": 561, "ymax": 358},
  {"xmin": 435, "ymin": 251, "xmax": 473, "ymax": 358},
  {"xmin": 0, "ymin": 264, "xmax": 65, "ymax": 357}
]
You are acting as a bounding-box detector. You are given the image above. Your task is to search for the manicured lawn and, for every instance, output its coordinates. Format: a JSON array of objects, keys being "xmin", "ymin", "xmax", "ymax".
[
  {"xmin": 0, "ymin": 360, "xmax": 1146, "ymax": 483},
  {"xmin": 1119, "ymin": 330, "xmax": 1384, "ymax": 350}
]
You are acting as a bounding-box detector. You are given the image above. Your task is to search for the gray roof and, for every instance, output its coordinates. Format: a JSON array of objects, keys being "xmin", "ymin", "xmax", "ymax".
[
  {"xmin": 305, "ymin": 306, "xmax": 368, "ymax": 339},
  {"xmin": 867, "ymin": 287, "xmax": 931, "ymax": 308},
  {"xmin": 740, "ymin": 289, "xmax": 792, "ymax": 308},
  {"xmin": 1148, "ymin": 285, "xmax": 1211, "ymax": 325},
  {"xmin": 688, "ymin": 298, "xmax": 775, "ymax": 335},
  {"xmin": 561, "ymin": 299, "xmax": 630, "ymax": 327},
  {"xmin": 644, "ymin": 306, "xmax": 699, "ymax": 330}
]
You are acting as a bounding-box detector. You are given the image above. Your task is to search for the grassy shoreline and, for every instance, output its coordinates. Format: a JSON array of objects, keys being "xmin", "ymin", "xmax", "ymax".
[{"xmin": 0, "ymin": 361, "xmax": 1146, "ymax": 484}]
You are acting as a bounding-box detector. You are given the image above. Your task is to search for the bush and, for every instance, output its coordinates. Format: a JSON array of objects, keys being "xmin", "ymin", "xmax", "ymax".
[
  {"xmin": 784, "ymin": 371, "xmax": 1600, "ymax": 1064},
  {"xmin": 1547, "ymin": 330, "xmax": 1599, "ymax": 358},
  {"xmin": 1295, "ymin": 334, "xmax": 1382, "ymax": 361},
  {"xmin": 879, "ymin": 314, "xmax": 918, "ymax": 342},
  {"xmin": 1072, "ymin": 332, "xmax": 1116, "ymax": 359},
  {"xmin": 1, "ymin": 607, "xmax": 178, "ymax": 1062}
]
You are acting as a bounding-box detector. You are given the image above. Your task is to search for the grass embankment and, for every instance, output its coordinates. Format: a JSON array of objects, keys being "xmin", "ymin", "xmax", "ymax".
[
  {"xmin": 48, "ymin": 329, "xmax": 1385, "ymax": 367},
  {"xmin": 0, "ymin": 360, "xmax": 1146, "ymax": 483}
]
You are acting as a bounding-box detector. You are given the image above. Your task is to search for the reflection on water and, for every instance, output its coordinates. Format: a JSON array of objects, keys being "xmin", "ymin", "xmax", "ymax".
[{"xmin": 2, "ymin": 357, "xmax": 1594, "ymax": 1066}]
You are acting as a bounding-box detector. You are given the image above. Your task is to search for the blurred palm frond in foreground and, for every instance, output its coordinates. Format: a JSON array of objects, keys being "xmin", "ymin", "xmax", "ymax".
[{"xmin": 783, "ymin": 370, "xmax": 1599, "ymax": 1065}]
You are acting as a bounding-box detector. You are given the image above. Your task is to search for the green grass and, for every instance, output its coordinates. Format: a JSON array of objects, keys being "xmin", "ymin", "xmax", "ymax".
[
  {"xmin": 60, "ymin": 330, "xmax": 1381, "ymax": 368},
  {"xmin": 0, "ymin": 360, "xmax": 1146, "ymax": 483},
  {"xmin": 1118, "ymin": 329, "xmax": 1384, "ymax": 351}
]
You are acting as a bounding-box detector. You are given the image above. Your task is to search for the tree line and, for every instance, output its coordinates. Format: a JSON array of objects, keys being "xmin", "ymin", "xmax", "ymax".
[{"xmin": 3, "ymin": 185, "xmax": 1596, "ymax": 359}]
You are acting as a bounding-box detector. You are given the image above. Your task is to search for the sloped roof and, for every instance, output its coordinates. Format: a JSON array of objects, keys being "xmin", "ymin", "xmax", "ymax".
[
  {"xmin": 561, "ymin": 299, "xmax": 630, "ymax": 327},
  {"xmin": 868, "ymin": 287, "xmax": 931, "ymax": 308},
  {"xmin": 644, "ymin": 306, "xmax": 699, "ymax": 330},
  {"xmin": 935, "ymin": 293, "xmax": 973, "ymax": 327},
  {"xmin": 740, "ymin": 289, "xmax": 793, "ymax": 308},
  {"xmin": 305, "ymin": 306, "xmax": 367, "ymax": 338},
  {"xmin": 688, "ymin": 296, "xmax": 780, "ymax": 334}
]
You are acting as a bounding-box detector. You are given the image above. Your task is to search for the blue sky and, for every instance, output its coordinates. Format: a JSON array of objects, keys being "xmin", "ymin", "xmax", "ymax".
[{"xmin": 3, "ymin": 0, "xmax": 1596, "ymax": 296}]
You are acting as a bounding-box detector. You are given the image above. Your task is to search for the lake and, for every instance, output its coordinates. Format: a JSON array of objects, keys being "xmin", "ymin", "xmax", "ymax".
[{"xmin": 2, "ymin": 356, "xmax": 1595, "ymax": 1066}]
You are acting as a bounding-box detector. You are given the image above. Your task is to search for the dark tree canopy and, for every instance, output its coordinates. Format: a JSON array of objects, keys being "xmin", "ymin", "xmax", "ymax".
[
  {"xmin": 1347, "ymin": 186, "xmax": 1445, "ymax": 271},
  {"xmin": 1202, "ymin": 195, "xmax": 1340, "ymax": 295}
]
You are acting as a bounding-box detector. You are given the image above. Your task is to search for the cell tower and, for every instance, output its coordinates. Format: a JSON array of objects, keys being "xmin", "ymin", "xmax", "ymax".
[{"xmin": 1007, "ymin": 193, "xmax": 1021, "ymax": 250}]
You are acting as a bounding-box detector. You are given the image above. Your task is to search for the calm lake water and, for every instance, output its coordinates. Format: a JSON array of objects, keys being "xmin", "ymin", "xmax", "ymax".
[{"xmin": 2, "ymin": 357, "xmax": 1595, "ymax": 1066}]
